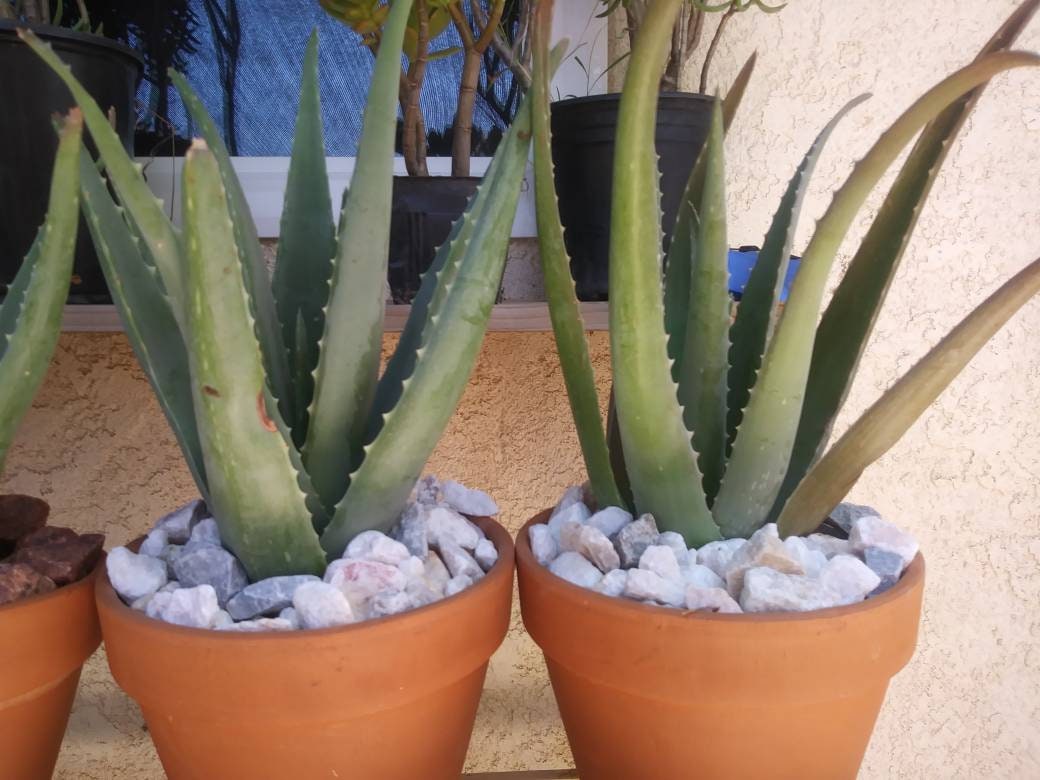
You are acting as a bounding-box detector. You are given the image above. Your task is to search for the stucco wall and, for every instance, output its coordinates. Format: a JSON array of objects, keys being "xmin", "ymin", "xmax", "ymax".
[{"xmin": 2, "ymin": 0, "xmax": 1038, "ymax": 777}]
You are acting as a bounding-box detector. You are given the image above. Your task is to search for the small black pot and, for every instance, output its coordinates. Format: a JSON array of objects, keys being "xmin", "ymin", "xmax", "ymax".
[
  {"xmin": 389, "ymin": 175, "xmax": 481, "ymax": 303},
  {"xmin": 550, "ymin": 92, "xmax": 714, "ymax": 301},
  {"xmin": 0, "ymin": 21, "xmax": 141, "ymax": 303}
]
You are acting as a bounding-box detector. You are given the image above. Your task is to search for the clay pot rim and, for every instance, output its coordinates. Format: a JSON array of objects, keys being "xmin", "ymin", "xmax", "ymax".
[
  {"xmin": 96, "ymin": 515, "xmax": 514, "ymax": 641},
  {"xmin": 0, "ymin": 556, "xmax": 104, "ymax": 616},
  {"xmin": 517, "ymin": 511, "xmax": 924, "ymax": 624}
]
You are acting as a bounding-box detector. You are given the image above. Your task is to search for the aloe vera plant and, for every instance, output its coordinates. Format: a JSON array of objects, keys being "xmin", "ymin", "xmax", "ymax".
[
  {"xmin": 533, "ymin": 0, "xmax": 1040, "ymax": 545},
  {"xmin": 0, "ymin": 110, "xmax": 82, "ymax": 477},
  {"xmin": 19, "ymin": 0, "xmax": 538, "ymax": 580}
]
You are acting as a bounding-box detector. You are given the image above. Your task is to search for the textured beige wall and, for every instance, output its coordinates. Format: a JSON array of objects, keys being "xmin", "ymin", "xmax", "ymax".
[{"xmin": 2, "ymin": 1, "xmax": 1038, "ymax": 777}]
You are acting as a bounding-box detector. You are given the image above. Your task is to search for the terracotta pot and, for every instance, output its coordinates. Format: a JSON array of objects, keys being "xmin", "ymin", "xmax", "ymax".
[
  {"xmin": 96, "ymin": 516, "xmax": 514, "ymax": 780},
  {"xmin": 516, "ymin": 511, "xmax": 925, "ymax": 780},
  {"xmin": 0, "ymin": 559, "xmax": 103, "ymax": 780}
]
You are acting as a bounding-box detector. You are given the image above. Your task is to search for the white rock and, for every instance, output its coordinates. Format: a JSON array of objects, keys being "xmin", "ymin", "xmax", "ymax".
[
  {"xmin": 863, "ymin": 547, "xmax": 905, "ymax": 595},
  {"xmin": 724, "ymin": 525, "xmax": 804, "ymax": 597},
  {"xmin": 221, "ymin": 617, "xmax": 295, "ymax": 632},
  {"xmin": 278, "ymin": 606, "xmax": 301, "ymax": 629},
  {"xmin": 422, "ymin": 551, "xmax": 451, "ymax": 592},
  {"xmin": 681, "ymin": 563, "xmax": 725, "ymax": 590},
  {"xmin": 439, "ymin": 540, "xmax": 484, "ymax": 580},
  {"xmin": 578, "ymin": 525, "xmax": 621, "ymax": 572},
  {"xmin": 528, "ymin": 524, "xmax": 558, "ymax": 566},
  {"xmin": 397, "ymin": 555, "xmax": 426, "ymax": 581},
  {"xmin": 594, "ymin": 569, "xmax": 627, "ymax": 597},
  {"xmin": 818, "ymin": 555, "xmax": 881, "ymax": 606},
  {"xmin": 405, "ymin": 580, "xmax": 441, "ymax": 608},
  {"xmin": 107, "ymin": 546, "xmax": 168, "ymax": 602},
  {"xmin": 623, "ymin": 568, "xmax": 685, "ymax": 607},
  {"xmin": 130, "ymin": 592, "xmax": 155, "ymax": 612},
  {"xmin": 139, "ymin": 527, "xmax": 169, "ymax": 558},
  {"xmin": 740, "ymin": 568, "xmax": 840, "ymax": 613},
  {"xmin": 558, "ymin": 519, "xmax": 585, "ymax": 553},
  {"xmin": 849, "ymin": 516, "xmax": 919, "ymax": 567},
  {"xmin": 426, "ymin": 506, "xmax": 483, "ymax": 551},
  {"xmin": 144, "ymin": 591, "xmax": 173, "ymax": 620},
  {"xmin": 212, "ymin": 610, "xmax": 235, "ymax": 629},
  {"xmin": 393, "ymin": 504, "xmax": 429, "ymax": 557},
  {"xmin": 586, "ymin": 506, "xmax": 633, "ymax": 539},
  {"xmin": 614, "ymin": 514, "xmax": 659, "ymax": 568},
  {"xmin": 293, "ymin": 581, "xmax": 355, "ymax": 629},
  {"xmin": 441, "ymin": 480, "xmax": 499, "ymax": 516},
  {"xmin": 550, "ymin": 485, "xmax": 586, "ymax": 519},
  {"xmin": 344, "ymin": 530, "xmax": 410, "ymax": 565},
  {"xmin": 368, "ymin": 589, "xmax": 412, "ymax": 618},
  {"xmin": 547, "ymin": 502, "xmax": 591, "ymax": 543},
  {"xmin": 830, "ymin": 502, "xmax": 881, "ymax": 533},
  {"xmin": 444, "ymin": 575, "xmax": 473, "ymax": 598},
  {"xmin": 685, "ymin": 586, "xmax": 742, "ymax": 614},
  {"xmin": 549, "ymin": 552, "xmax": 603, "ymax": 589},
  {"xmin": 639, "ymin": 545, "xmax": 682, "ymax": 583},
  {"xmin": 804, "ymin": 533, "xmax": 854, "ymax": 559},
  {"xmin": 474, "ymin": 539, "xmax": 498, "ymax": 571},
  {"xmin": 414, "ymin": 475, "xmax": 441, "ymax": 505},
  {"xmin": 655, "ymin": 532, "xmax": 689, "ymax": 566},
  {"xmin": 783, "ymin": 535, "xmax": 828, "ymax": 578},
  {"xmin": 159, "ymin": 580, "xmax": 180, "ymax": 593},
  {"xmin": 225, "ymin": 574, "xmax": 319, "ymax": 620},
  {"xmin": 160, "ymin": 585, "xmax": 221, "ymax": 628},
  {"xmin": 695, "ymin": 538, "xmax": 746, "ymax": 579},
  {"xmin": 325, "ymin": 559, "xmax": 407, "ymax": 610},
  {"xmin": 155, "ymin": 499, "xmax": 205, "ymax": 544}
]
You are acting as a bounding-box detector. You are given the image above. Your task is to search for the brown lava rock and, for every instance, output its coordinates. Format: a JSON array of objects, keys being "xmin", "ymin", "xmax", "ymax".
[
  {"xmin": 0, "ymin": 562, "xmax": 56, "ymax": 606},
  {"xmin": 0, "ymin": 495, "xmax": 50, "ymax": 558},
  {"xmin": 10, "ymin": 530, "xmax": 105, "ymax": 586}
]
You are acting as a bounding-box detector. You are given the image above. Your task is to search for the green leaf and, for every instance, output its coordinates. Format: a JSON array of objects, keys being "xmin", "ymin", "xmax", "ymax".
[
  {"xmin": 271, "ymin": 30, "xmax": 336, "ymax": 441},
  {"xmin": 771, "ymin": 0, "xmax": 1040, "ymax": 521},
  {"xmin": 169, "ymin": 69, "xmax": 296, "ymax": 431},
  {"xmin": 726, "ymin": 95, "xmax": 869, "ymax": 452},
  {"xmin": 181, "ymin": 140, "xmax": 325, "ymax": 580},
  {"xmin": 0, "ymin": 112, "xmax": 81, "ymax": 474},
  {"xmin": 676, "ymin": 100, "xmax": 729, "ymax": 502},
  {"xmin": 609, "ymin": 0, "xmax": 720, "ymax": 546},
  {"xmin": 778, "ymin": 256, "xmax": 1040, "ymax": 537},
  {"xmin": 712, "ymin": 50, "xmax": 1040, "ymax": 539},
  {"xmin": 78, "ymin": 150, "xmax": 209, "ymax": 498},
  {"xmin": 303, "ymin": 0, "xmax": 413, "ymax": 513},
  {"xmin": 320, "ymin": 89, "xmax": 535, "ymax": 557}
]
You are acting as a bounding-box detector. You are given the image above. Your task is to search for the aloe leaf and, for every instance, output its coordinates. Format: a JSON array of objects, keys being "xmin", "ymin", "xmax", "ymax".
[
  {"xmin": 319, "ymin": 92, "xmax": 534, "ymax": 556},
  {"xmin": 19, "ymin": 31, "xmax": 185, "ymax": 316},
  {"xmin": 529, "ymin": 4, "xmax": 622, "ymax": 509},
  {"xmin": 271, "ymin": 30, "xmax": 336, "ymax": 439},
  {"xmin": 303, "ymin": 0, "xmax": 413, "ymax": 513},
  {"xmin": 726, "ymin": 95, "xmax": 869, "ymax": 450},
  {"xmin": 609, "ymin": 0, "xmax": 720, "ymax": 545},
  {"xmin": 169, "ymin": 69, "xmax": 295, "ymax": 428},
  {"xmin": 771, "ymin": 0, "xmax": 1040, "ymax": 520},
  {"xmin": 0, "ymin": 112, "xmax": 81, "ymax": 474},
  {"xmin": 664, "ymin": 52, "xmax": 755, "ymax": 367},
  {"xmin": 778, "ymin": 256, "xmax": 1040, "ymax": 537},
  {"xmin": 78, "ymin": 150, "xmax": 209, "ymax": 498},
  {"xmin": 181, "ymin": 140, "xmax": 325, "ymax": 580},
  {"xmin": 712, "ymin": 50, "xmax": 1040, "ymax": 539}
]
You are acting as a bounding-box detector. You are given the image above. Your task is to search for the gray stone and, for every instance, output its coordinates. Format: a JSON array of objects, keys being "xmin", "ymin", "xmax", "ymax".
[
  {"xmin": 655, "ymin": 532, "xmax": 689, "ymax": 566},
  {"xmin": 172, "ymin": 544, "xmax": 249, "ymax": 607},
  {"xmin": 685, "ymin": 586, "xmax": 742, "ymax": 613},
  {"xmin": 548, "ymin": 552, "xmax": 602, "ymax": 589},
  {"xmin": 695, "ymin": 538, "xmax": 746, "ymax": 579},
  {"xmin": 344, "ymin": 530, "xmax": 410, "ymax": 565},
  {"xmin": 547, "ymin": 502, "xmax": 591, "ymax": 543},
  {"xmin": 614, "ymin": 514, "xmax": 659, "ymax": 569},
  {"xmin": 623, "ymin": 568, "xmax": 684, "ymax": 607},
  {"xmin": 160, "ymin": 585, "xmax": 221, "ymax": 628},
  {"xmin": 439, "ymin": 540, "xmax": 484, "ymax": 581},
  {"xmin": 444, "ymin": 575, "xmax": 473, "ymax": 598},
  {"xmin": 441, "ymin": 480, "xmax": 499, "ymax": 517},
  {"xmin": 221, "ymin": 617, "xmax": 296, "ymax": 632},
  {"xmin": 187, "ymin": 517, "xmax": 221, "ymax": 548},
  {"xmin": 586, "ymin": 506, "xmax": 633, "ymax": 539},
  {"xmin": 864, "ymin": 547, "xmax": 905, "ymax": 595},
  {"xmin": 818, "ymin": 554, "xmax": 881, "ymax": 606},
  {"xmin": 422, "ymin": 552, "xmax": 451, "ymax": 592},
  {"xmin": 414, "ymin": 475, "xmax": 441, "ymax": 505},
  {"xmin": 393, "ymin": 504, "xmax": 429, "ymax": 557},
  {"xmin": 849, "ymin": 515, "xmax": 919, "ymax": 566},
  {"xmin": 156, "ymin": 499, "xmax": 206, "ymax": 544},
  {"xmin": 740, "ymin": 568, "xmax": 840, "ymax": 613},
  {"xmin": 594, "ymin": 568, "xmax": 627, "ymax": 597},
  {"xmin": 426, "ymin": 506, "xmax": 483, "ymax": 551},
  {"xmin": 829, "ymin": 502, "xmax": 881, "ymax": 533},
  {"xmin": 293, "ymin": 581, "xmax": 355, "ymax": 629},
  {"xmin": 368, "ymin": 589, "xmax": 412, "ymax": 618},
  {"xmin": 325, "ymin": 559, "xmax": 407, "ymax": 609},
  {"xmin": 474, "ymin": 538, "xmax": 498, "ymax": 571},
  {"xmin": 681, "ymin": 563, "xmax": 725, "ymax": 590},
  {"xmin": 107, "ymin": 546, "xmax": 168, "ymax": 602},
  {"xmin": 528, "ymin": 524, "xmax": 558, "ymax": 566},
  {"xmin": 804, "ymin": 533, "xmax": 854, "ymax": 559},
  {"xmin": 226, "ymin": 574, "xmax": 320, "ymax": 620},
  {"xmin": 639, "ymin": 545, "xmax": 682, "ymax": 583},
  {"xmin": 724, "ymin": 524, "xmax": 804, "ymax": 597},
  {"xmin": 138, "ymin": 527, "xmax": 168, "ymax": 558}
]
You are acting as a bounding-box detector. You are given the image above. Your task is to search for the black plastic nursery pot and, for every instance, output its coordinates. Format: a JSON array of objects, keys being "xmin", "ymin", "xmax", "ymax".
[
  {"xmin": 550, "ymin": 92, "xmax": 714, "ymax": 300},
  {"xmin": 0, "ymin": 21, "xmax": 141, "ymax": 303},
  {"xmin": 389, "ymin": 174, "xmax": 482, "ymax": 303}
]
